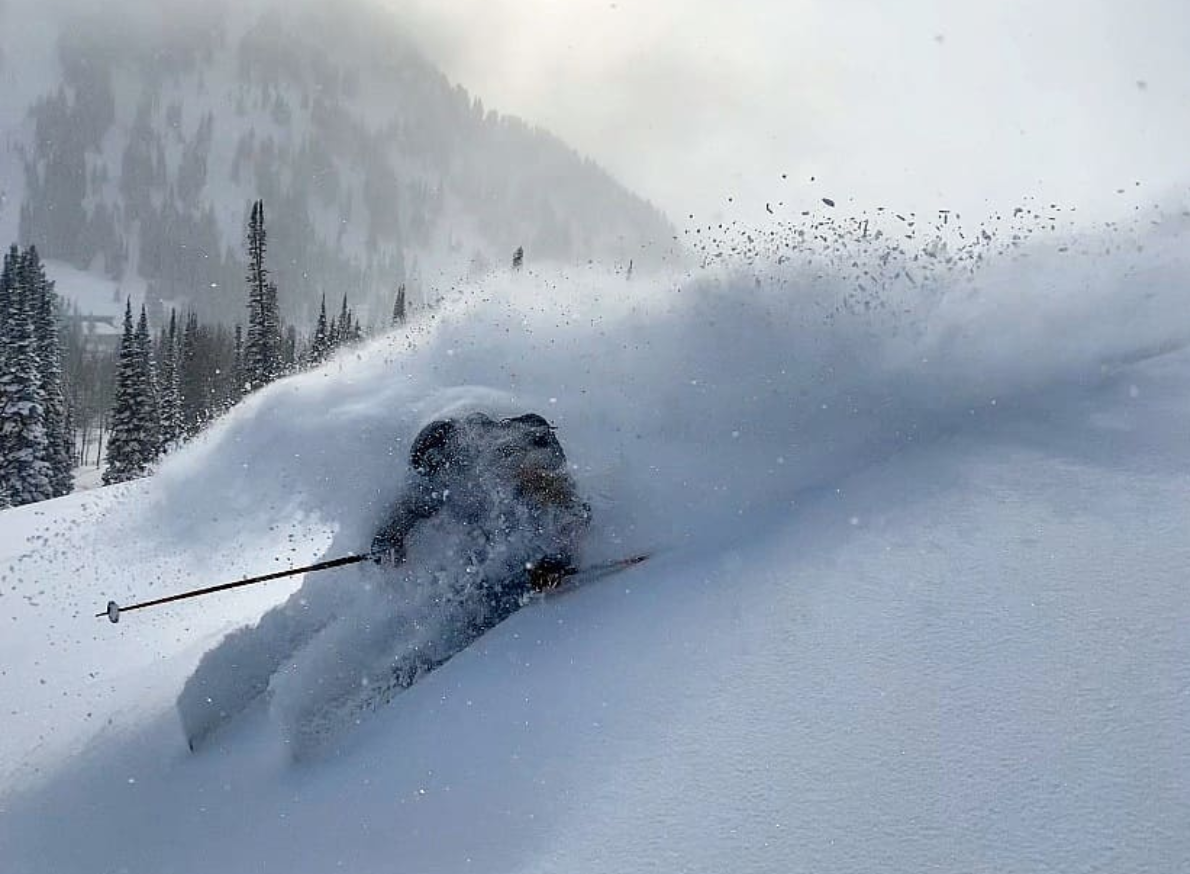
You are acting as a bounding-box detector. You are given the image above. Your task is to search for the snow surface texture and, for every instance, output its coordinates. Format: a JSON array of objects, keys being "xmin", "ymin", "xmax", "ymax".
[{"xmin": 2, "ymin": 215, "xmax": 1190, "ymax": 872}]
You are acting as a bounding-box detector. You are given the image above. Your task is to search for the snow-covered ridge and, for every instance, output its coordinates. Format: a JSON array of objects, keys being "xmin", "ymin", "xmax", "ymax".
[{"xmin": 1, "ymin": 211, "xmax": 1188, "ymax": 872}]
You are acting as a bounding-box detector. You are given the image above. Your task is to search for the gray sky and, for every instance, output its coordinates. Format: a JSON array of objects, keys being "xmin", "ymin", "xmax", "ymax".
[{"xmin": 382, "ymin": 0, "xmax": 1190, "ymax": 226}]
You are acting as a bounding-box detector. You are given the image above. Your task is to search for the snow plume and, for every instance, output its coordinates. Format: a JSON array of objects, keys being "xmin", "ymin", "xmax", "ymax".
[
  {"xmin": 137, "ymin": 207, "xmax": 1190, "ymax": 562},
  {"xmin": 6, "ymin": 209, "xmax": 1190, "ymax": 742}
]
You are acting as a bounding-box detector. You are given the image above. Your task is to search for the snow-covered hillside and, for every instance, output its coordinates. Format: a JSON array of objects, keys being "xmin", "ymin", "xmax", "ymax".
[
  {"xmin": 0, "ymin": 0, "xmax": 673, "ymax": 326},
  {"xmin": 1, "ymin": 212, "xmax": 1189, "ymax": 872}
]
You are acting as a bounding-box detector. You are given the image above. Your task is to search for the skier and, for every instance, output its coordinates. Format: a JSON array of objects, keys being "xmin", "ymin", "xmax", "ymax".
[
  {"xmin": 178, "ymin": 410, "xmax": 590, "ymax": 751},
  {"xmin": 370, "ymin": 411, "xmax": 590, "ymax": 634}
]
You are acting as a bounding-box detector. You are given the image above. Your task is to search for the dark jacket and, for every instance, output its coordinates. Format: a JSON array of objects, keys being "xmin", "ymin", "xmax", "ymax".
[{"xmin": 371, "ymin": 412, "xmax": 589, "ymax": 613}]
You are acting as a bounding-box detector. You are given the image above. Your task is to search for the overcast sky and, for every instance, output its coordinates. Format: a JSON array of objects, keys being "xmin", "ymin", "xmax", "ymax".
[{"xmin": 382, "ymin": 0, "xmax": 1190, "ymax": 226}]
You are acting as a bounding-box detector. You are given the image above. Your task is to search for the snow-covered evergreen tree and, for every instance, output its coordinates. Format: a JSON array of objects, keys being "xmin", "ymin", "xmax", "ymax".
[
  {"xmin": 0, "ymin": 254, "xmax": 53, "ymax": 505},
  {"xmin": 244, "ymin": 200, "xmax": 281, "ymax": 389},
  {"xmin": 511, "ymin": 246, "xmax": 524, "ymax": 271},
  {"xmin": 392, "ymin": 283, "xmax": 406, "ymax": 327},
  {"xmin": 179, "ymin": 311, "xmax": 203, "ymax": 436},
  {"xmin": 309, "ymin": 294, "xmax": 331, "ymax": 364},
  {"xmin": 135, "ymin": 304, "xmax": 161, "ymax": 460},
  {"xmin": 336, "ymin": 293, "xmax": 350, "ymax": 348},
  {"xmin": 158, "ymin": 309, "xmax": 184, "ymax": 451},
  {"xmin": 103, "ymin": 300, "xmax": 158, "ymax": 485},
  {"xmin": 0, "ymin": 246, "xmax": 15, "ymax": 340},
  {"xmin": 25, "ymin": 247, "xmax": 73, "ymax": 497}
]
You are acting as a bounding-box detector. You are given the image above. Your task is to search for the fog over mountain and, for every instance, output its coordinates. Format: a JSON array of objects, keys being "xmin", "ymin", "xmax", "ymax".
[
  {"xmin": 389, "ymin": 0, "xmax": 1190, "ymax": 226},
  {"xmin": 0, "ymin": 0, "xmax": 674, "ymax": 326}
]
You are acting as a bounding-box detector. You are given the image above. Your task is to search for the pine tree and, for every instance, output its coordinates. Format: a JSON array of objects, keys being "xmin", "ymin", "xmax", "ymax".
[
  {"xmin": 158, "ymin": 309, "xmax": 183, "ymax": 451},
  {"xmin": 244, "ymin": 200, "xmax": 280, "ymax": 389},
  {"xmin": 0, "ymin": 247, "xmax": 17, "ymax": 394},
  {"xmin": 179, "ymin": 311, "xmax": 203, "ymax": 435},
  {"xmin": 0, "ymin": 246, "xmax": 16, "ymax": 340},
  {"xmin": 392, "ymin": 283, "xmax": 406, "ymax": 327},
  {"xmin": 25, "ymin": 247, "xmax": 73, "ymax": 497},
  {"xmin": 337, "ymin": 293, "xmax": 350, "ymax": 348},
  {"xmin": 104, "ymin": 300, "xmax": 159, "ymax": 484},
  {"xmin": 135, "ymin": 304, "xmax": 161, "ymax": 461},
  {"xmin": 0, "ymin": 256, "xmax": 53, "ymax": 505},
  {"xmin": 309, "ymin": 294, "xmax": 331, "ymax": 364},
  {"xmin": 511, "ymin": 246, "xmax": 524, "ymax": 271}
]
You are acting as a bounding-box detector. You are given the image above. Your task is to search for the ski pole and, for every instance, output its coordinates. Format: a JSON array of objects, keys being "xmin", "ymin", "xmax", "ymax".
[{"xmin": 96, "ymin": 552, "xmax": 376, "ymax": 624}]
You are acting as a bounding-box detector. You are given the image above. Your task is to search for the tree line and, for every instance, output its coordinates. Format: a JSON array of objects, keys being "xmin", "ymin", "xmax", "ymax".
[
  {"xmin": 101, "ymin": 200, "xmax": 404, "ymax": 485},
  {"xmin": 1, "ymin": 198, "xmax": 504, "ymax": 506}
]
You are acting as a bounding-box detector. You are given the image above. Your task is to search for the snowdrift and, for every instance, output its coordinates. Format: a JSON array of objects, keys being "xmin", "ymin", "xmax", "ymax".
[{"xmin": 2, "ymin": 210, "xmax": 1189, "ymax": 872}]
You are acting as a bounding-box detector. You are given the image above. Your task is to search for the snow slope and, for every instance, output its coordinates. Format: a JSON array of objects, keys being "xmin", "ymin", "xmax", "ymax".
[{"xmin": 1, "ymin": 213, "xmax": 1189, "ymax": 872}]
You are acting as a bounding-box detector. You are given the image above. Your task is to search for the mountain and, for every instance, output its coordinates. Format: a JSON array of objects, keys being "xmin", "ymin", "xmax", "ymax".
[{"xmin": 0, "ymin": 0, "xmax": 674, "ymax": 326}]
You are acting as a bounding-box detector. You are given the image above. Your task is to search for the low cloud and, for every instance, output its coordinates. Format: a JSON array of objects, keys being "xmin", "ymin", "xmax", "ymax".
[{"xmin": 382, "ymin": 0, "xmax": 1190, "ymax": 223}]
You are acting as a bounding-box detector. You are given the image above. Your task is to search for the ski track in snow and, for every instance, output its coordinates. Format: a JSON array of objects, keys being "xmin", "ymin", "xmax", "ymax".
[{"xmin": 1, "ymin": 219, "xmax": 1190, "ymax": 872}]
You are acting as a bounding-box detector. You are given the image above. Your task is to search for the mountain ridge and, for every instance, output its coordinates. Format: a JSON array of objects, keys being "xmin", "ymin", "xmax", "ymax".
[{"xmin": 0, "ymin": 0, "xmax": 675, "ymax": 326}]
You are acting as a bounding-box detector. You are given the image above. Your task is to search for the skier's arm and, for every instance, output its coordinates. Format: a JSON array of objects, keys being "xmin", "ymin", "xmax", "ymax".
[
  {"xmin": 525, "ymin": 482, "xmax": 592, "ymax": 592},
  {"xmin": 371, "ymin": 482, "xmax": 438, "ymax": 563}
]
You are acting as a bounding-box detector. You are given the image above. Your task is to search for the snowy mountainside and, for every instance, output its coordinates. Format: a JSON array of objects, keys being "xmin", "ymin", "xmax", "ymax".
[
  {"xmin": 1, "ymin": 211, "xmax": 1189, "ymax": 872},
  {"xmin": 0, "ymin": 0, "xmax": 673, "ymax": 325}
]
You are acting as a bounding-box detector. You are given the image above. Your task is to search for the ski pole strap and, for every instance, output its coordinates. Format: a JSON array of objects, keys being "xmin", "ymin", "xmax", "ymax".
[{"xmin": 96, "ymin": 552, "xmax": 375, "ymax": 623}]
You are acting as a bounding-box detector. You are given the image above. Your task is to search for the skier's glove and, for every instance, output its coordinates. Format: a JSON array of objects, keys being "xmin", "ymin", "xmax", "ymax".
[
  {"xmin": 527, "ymin": 556, "xmax": 571, "ymax": 592},
  {"xmin": 371, "ymin": 542, "xmax": 405, "ymax": 566}
]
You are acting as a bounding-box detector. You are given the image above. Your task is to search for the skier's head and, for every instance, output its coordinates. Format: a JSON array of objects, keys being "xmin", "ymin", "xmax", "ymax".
[{"xmin": 409, "ymin": 419, "xmax": 461, "ymax": 477}]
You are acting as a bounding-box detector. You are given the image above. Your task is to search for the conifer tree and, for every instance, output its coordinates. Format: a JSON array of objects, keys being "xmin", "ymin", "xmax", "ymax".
[
  {"xmin": 25, "ymin": 247, "xmax": 73, "ymax": 496},
  {"xmin": 103, "ymin": 301, "xmax": 164, "ymax": 484},
  {"xmin": 511, "ymin": 246, "xmax": 524, "ymax": 271},
  {"xmin": 0, "ymin": 246, "xmax": 16, "ymax": 340},
  {"xmin": 135, "ymin": 304, "xmax": 161, "ymax": 461},
  {"xmin": 244, "ymin": 200, "xmax": 281, "ymax": 388},
  {"xmin": 158, "ymin": 308, "xmax": 183, "ymax": 451},
  {"xmin": 392, "ymin": 283, "xmax": 406, "ymax": 327},
  {"xmin": 0, "ymin": 247, "xmax": 16, "ymax": 392},
  {"xmin": 103, "ymin": 301, "xmax": 138, "ymax": 483},
  {"xmin": 337, "ymin": 293, "xmax": 350, "ymax": 348},
  {"xmin": 0, "ymin": 248, "xmax": 53, "ymax": 504},
  {"xmin": 309, "ymin": 294, "xmax": 331, "ymax": 364},
  {"xmin": 179, "ymin": 311, "xmax": 203, "ymax": 436}
]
